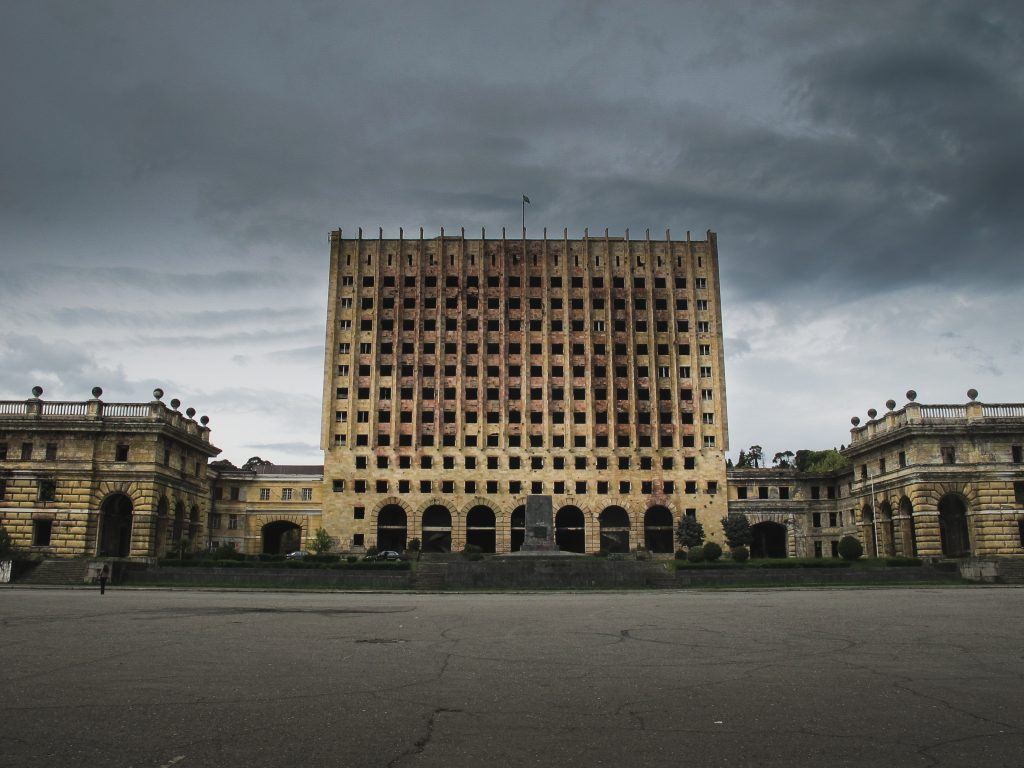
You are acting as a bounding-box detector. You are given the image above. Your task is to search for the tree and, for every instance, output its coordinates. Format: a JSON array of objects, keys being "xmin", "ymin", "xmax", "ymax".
[
  {"xmin": 0, "ymin": 525, "xmax": 15, "ymax": 559},
  {"xmin": 242, "ymin": 456, "xmax": 271, "ymax": 471},
  {"xmin": 720, "ymin": 513, "xmax": 753, "ymax": 549},
  {"xmin": 675, "ymin": 516, "xmax": 705, "ymax": 549},
  {"xmin": 310, "ymin": 527, "xmax": 333, "ymax": 554},
  {"xmin": 794, "ymin": 449, "xmax": 850, "ymax": 473},
  {"xmin": 772, "ymin": 450, "xmax": 794, "ymax": 468},
  {"xmin": 747, "ymin": 445, "xmax": 764, "ymax": 468},
  {"xmin": 735, "ymin": 449, "xmax": 748, "ymax": 468}
]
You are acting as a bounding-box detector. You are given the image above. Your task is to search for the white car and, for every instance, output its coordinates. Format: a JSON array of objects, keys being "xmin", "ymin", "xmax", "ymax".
[{"xmin": 285, "ymin": 550, "xmax": 308, "ymax": 560}]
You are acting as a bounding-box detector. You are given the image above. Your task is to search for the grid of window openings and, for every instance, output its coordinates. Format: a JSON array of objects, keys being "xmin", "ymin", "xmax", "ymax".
[{"xmin": 324, "ymin": 231, "xmax": 728, "ymax": 481}]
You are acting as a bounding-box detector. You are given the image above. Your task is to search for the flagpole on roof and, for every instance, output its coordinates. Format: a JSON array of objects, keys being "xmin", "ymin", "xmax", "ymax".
[{"xmin": 522, "ymin": 194, "xmax": 530, "ymax": 235}]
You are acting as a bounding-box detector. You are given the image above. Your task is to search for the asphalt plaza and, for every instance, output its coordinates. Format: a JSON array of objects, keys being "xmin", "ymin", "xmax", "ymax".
[{"xmin": 2, "ymin": 586, "xmax": 1023, "ymax": 767}]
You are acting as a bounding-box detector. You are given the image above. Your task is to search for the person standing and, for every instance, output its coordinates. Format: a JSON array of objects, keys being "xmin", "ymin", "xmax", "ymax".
[{"xmin": 98, "ymin": 564, "xmax": 109, "ymax": 595}]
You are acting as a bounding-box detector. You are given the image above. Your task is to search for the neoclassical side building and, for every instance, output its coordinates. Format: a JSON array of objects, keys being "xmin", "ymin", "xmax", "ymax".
[
  {"xmin": 726, "ymin": 391, "xmax": 1024, "ymax": 559},
  {"xmin": 319, "ymin": 228, "xmax": 730, "ymax": 555},
  {"xmin": 0, "ymin": 387, "xmax": 219, "ymax": 559}
]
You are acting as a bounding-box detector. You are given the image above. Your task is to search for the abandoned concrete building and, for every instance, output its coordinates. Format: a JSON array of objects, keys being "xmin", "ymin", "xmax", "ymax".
[
  {"xmin": 318, "ymin": 228, "xmax": 731, "ymax": 555},
  {"xmin": 4, "ymin": 228, "xmax": 1024, "ymax": 563},
  {"xmin": 0, "ymin": 387, "xmax": 218, "ymax": 558}
]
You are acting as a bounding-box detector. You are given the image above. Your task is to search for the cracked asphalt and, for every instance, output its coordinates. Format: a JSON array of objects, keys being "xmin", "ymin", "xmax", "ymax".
[{"xmin": 2, "ymin": 587, "xmax": 1023, "ymax": 767}]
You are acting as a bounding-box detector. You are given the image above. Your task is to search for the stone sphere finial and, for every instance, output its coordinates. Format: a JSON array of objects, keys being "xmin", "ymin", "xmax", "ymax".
[
  {"xmin": 170, "ymin": 398, "xmax": 181, "ymax": 410},
  {"xmin": 186, "ymin": 407, "xmax": 196, "ymax": 419},
  {"xmin": 867, "ymin": 408, "xmax": 877, "ymax": 419},
  {"xmin": 906, "ymin": 389, "xmax": 917, "ymax": 402},
  {"xmin": 886, "ymin": 399, "xmax": 896, "ymax": 411},
  {"xmin": 91, "ymin": 386, "xmax": 103, "ymax": 399},
  {"xmin": 31, "ymin": 385, "xmax": 43, "ymax": 398},
  {"xmin": 967, "ymin": 388, "xmax": 979, "ymax": 401},
  {"xmin": 851, "ymin": 416, "xmax": 861, "ymax": 426},
  {"xmin": 200, "ymin": 415, "xmax": 210, "ymax": 426},
  {"xmin": 153, "ymin": 388, "xmax": 164, "ymax": 401}
]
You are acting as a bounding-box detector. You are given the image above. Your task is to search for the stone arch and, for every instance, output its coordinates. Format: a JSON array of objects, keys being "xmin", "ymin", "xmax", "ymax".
[
  {"xmin": 510, "ymin": 504, "xmax": 526, "ymax": 552},
  {"xmin": 465, "ymin": 504, "xmax": 497, "ymax": 553},
  {"xmin": 555, "ymin": 504, "xmax": 587, "ymax": 553},
  {"xmin": 421, "ymin": 503, "xmax": 454, "ymax": 553},
  {"xmin": 261, "ymin": 520, "xmax": 302, "ymax": 555},
  {"xmin": 938, "ymin": 492, "xmax": 971, "ymax": 557},
  {"xmin": 172, "ymin": 498, "xmax": 187, "ymax": 544},
  {"xmin": 154, "ymin": 495, "xmax": 170, "ymax": 555},
  {"xmin": 375, "ymin": 504, "xmax": 408, "ymax": 552},
  {"xmin": 643, "ymin": 505, "xmax": 675, "ymax": 553},
  {"xmin": 98, "ymin": 491, "xmax": 135, "ymax": 557},
  {"xmin": 189, "ymin": 503, "xmax": 201, "ymax": 542},
  {"xmin": 599, "ymin": 506, "xmax": 631, "ymax": 553},
  {"xmin": 750, "ymin": 520, "xmax": 787, "ymax": 559}
]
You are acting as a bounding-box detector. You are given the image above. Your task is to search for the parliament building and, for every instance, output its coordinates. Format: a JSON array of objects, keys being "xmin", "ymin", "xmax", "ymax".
[{"xmin": 2, "ymin": 228, "xmax": 1023, "ymax": 562}]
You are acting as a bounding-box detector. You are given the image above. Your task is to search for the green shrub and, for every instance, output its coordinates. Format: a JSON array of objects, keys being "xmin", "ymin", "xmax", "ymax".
[
  {"xmin": 686, "ymin": 546, "xmax": 705, "ymax": 563},
  {"xmin": 310, "ymin": 527, "xmax": 334, "ymax": 555},
  {"xmin": 838, "ymin": 535, "xmax": 864, "ymax": 561},
  {"xmin": 720, "ymin": 514, "xmax": 753, "ymax": 549},
  {"xmin": 366, "ymin": 547, "xmax": 379, "ymax": 558},
  {"xmin": 346, "ymin": 555, "xmax": 358, "ymax": 563},
  {"xmin": 703, "ymin": 542, "xmax": 723, "ymax": 562},
  {"xmin": 406, "ymin": 538, "xmax": 421, "ymax": 552},
  {"xmin": 674, "ymin": 549, "xmax": 688, "ymax": 560},
  {"xmin": 731, "ymin": 545, "xmax": 750, "ymax": 563},
  {"xmin": 461, "ymin": 544, "xmax": 484, "ymax": 561},
  {"xmin": 676, "ymin": 516, "xmax": 705, "ymax": 549},
  {"xmin": 0, "ymin": 525, "xmax": 17, "ymax": 559},
  {"xmin": 305, "ymin": 554, "xmax": 339, "ymax": 564},
  {"xmin": 595, "ymin": 549, "xmax": 609, "ymax": 558}
]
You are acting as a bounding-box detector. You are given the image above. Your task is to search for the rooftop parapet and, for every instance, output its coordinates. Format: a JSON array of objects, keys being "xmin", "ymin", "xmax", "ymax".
[
  {"xmin": 0, "ymin": 386, "xmax": 215, "ymax": 446},
  {"xmin": 847, "ymin": 388, "xmax": 1024, "ymax": 446}
]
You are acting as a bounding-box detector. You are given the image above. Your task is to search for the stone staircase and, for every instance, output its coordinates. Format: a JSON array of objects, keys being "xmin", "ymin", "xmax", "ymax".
[
  {"xmin": 995, "ymin": 559, "xmax": 1024, "ymax": 584},
  {"xmin": 412, "ymin": 561, "xmax": 448, "ymax": 591},
  {"xmin": 17, "ymin": 559, "xmax": 89, "ymax": 586}
]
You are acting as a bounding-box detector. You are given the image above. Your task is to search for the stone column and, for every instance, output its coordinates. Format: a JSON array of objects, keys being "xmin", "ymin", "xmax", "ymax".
[{"xmin": 913, "ymin": 512, "xmax": 943, "ymax": 557}]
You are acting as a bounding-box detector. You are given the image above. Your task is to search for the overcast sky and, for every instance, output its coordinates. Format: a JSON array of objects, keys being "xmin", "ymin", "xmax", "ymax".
[{"xmin": 2, "ymin": 1, "xmax": 1022, "ymax": 466}]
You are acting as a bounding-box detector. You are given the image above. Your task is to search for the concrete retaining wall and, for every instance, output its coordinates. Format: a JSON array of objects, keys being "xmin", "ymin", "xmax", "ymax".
[
  {"xmin": 122, "ymin": 566, "xmax": 412, "ymax": 589},
  {"xmin": 672, "ymin": 565, "xmax": 960, "ymax": 587}
]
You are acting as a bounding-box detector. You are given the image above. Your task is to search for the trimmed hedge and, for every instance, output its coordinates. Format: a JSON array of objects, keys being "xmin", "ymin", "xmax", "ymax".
[{"xmin": 884, "ymin": 557, "xmax": 923, "ymax": 567}]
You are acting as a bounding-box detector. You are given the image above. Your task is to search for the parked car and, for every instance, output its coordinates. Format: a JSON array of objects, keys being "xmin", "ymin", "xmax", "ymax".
[
  {"xmin": 285, "ymin": 550, "xmax": 308, "ymax": 560},
  {"xmin": 366, "ymin": 550, "xmax": 404, "ymax": 561}
]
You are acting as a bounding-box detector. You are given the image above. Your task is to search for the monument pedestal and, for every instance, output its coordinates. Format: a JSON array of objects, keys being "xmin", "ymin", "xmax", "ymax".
[{"xmin": 497, "ymin": 495, "xmax": 586, "ymax": 558}]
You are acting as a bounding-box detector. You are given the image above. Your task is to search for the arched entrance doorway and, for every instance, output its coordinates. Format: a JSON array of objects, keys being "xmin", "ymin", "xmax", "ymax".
[
  {"xmin": 262, "ymin": 521, "xmax": 301, "ymax": 554},
  {"xmin": 938, "ymin": 494, "xmax": 971, "ymax": 557},
  {"xmin": 376, "ymin": 505, "xmax": 407, "ymax": 551},
  {"xmin": 644, "ymin": 506, "xmax": 675, "ymax": 553},
  {"xmin": 422, "ymin": 505, "xmax": 452, "ymax": 553},
  {"xmin": 510, "ymin": 505, "xmax": 525, "ymax": 552},
  {"xmin": 899, "ymin": 496, "xmax": 917, "ymax": 556},
  {"xmin": 599, "ymin": 506, "xmax": 630, "ymax": 553},
  {"xmin": 861, "ymin": 506, "xmax": 877, "ymax": 557},
  {"xmin": 98, "ymin": 493, "xmax": 134, "ymax": 557},
  {"xmin": 555, "ymin": 506, "xmax": 585, "ymax": 553},
  {"xmin": 750, "ymin": 521, "xmax": 787, "ymax": 559},
  {"xmin": 466, "ymin": 506, "xmax": 496, "ymax": 553},
  {"xmin": 189, "ymin": 505, "xmax": 200, "ymax": 542},
  {"xmin": 878, "ymin": 502, "xmax": 895, "ymax": 557}
]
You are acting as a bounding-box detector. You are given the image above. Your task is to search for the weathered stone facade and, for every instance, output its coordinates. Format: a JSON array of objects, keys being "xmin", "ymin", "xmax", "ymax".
[
  {"xmin": 0, "ymin": 388, "xmax": 219, "ymax": 559},
  {"xmin": 208, "ymin": 461, "xmax": 323, "ymax": 555},
  {"xmin": 726, "ymin": 393, "xmax": 1024, "ymax": 559},
  {"xmin": 320, "ymin": 229, "xmax": 730, "ymax": 554}
]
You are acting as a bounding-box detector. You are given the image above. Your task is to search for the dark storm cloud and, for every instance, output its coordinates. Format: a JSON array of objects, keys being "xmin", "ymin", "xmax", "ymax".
[{"xmin": 2, "ymin": 0, "xmax": 1022, "ymax": 461}]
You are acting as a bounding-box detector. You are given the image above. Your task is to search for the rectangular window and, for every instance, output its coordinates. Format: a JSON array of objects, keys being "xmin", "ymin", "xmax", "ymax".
[
  {"xmin": 778, "ymin": 487, "xmax": 789, "ymax": 500},
  {"xmin": 260, "ymin": 488, "xmax": 271, "ymax": 500},
  {"xmin": 813, "ymin": 513, "xmax": 822, "ymax": 528},
  {"xmin": 737, "ymin": 486, "xmax": 747, "ymax": 500},
  {"xmin": 32, "ymin": 519, "xmax": 53, "ymax": 547},
  {"xmin": 281, "ymin": 488, "xmax": 294, "ymax": 501},
  {"xmin": 37, "ymin": 479, "xmax": 56, "ymax": 502},
  {"xmin": 811, "ymin": 486, "xmax": 820, "ymax": 500},
  {"xmin": 1013, "ymin": 445, "xmax": 1023, "ymax": 464},
  {"xmin": 941, "ymin": 446, "xmax": 956, "ymax": 464},
  {"xmin": 228, "ymin": 514, "xmax": 239, "ymax": 530},
  {"xmin": 45, "ymin": 443, "xmax": 57, "ymax": 461},
  {"xmin": 758, "ymin": 486, "xmax": 769, "ymax": 500},
  {"xmin": 814, "ymin": 541, "xmax": 823, "ymax": 558},
  {"xmin": 829, "ymin": 512, "xmax": 838, "ymax": 527},
  {"xmin": 0, "ymin": 479, "xmax": 6, "ymax": 500},
  {"xmin": 0, "ymin": 442, "xmax": 7, "ymax": 460},
  {"xmin": 21, "ymin": 443, "xmax": 32, "ymax": 460},
  {"xmin": 229, "ymin": 486, "xmax": 240, "ymax": 501},
  {"xmin": 115, "ymin": 444, "xmax": 130, "ymax": 462},
  {"xmin": 301, "ymin": 488, "xmax": 313, "ymax": 501},
  {"xmin": 332, "ymin": 480, "xmax": 346, "ymax": 492},
  {"xmin": 353, "ymin": 533, "xmax": 365, "ymax": 547},
  {"xmin": 209, "ymin": 513, "xmax": 222, "ymax": 530}
]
